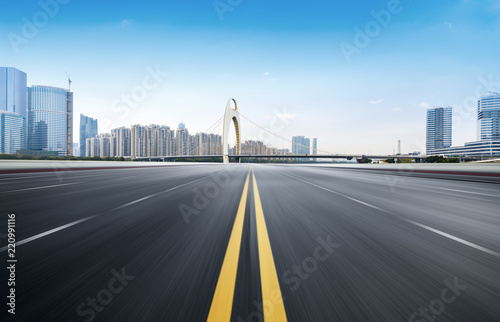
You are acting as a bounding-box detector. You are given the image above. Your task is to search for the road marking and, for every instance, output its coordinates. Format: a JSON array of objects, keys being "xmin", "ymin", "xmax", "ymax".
[
  {"xmin": 277, "ymin": 169, "xmax": 500, "ymax": 259},
  {"xmin": 115, "ymin": 195, "xmax": 155, "ymax": 209},
  {"xmin": 207, "ymin": 169, "xmax": 251, "ymax": 322},
  {"xmin": 2, "ymin": 182, "xmax": 79, "ymax": 193},
  {"xmin": 113, "ymin": 176, "xmax": 211, "ymax": 210},
  {"xmin": 0, "ymin": 215, "xmax": 97, "ymax": 253},
  {"xmin": 0, "ymin": 175, "xmax": 53, "ymax": 182},
  {"xmin": 252, "ymin": 168, "xmax": 288, "ymax": 321},
  {"xmin": 405, "ymin": 219, "xmax": 500, "ymax": 258},
  {"xmin": 0, "ymin": 176, "xmax": 215, "ymax": 252},
  {"xmin": 278, "ymin": 171, "xmax": 386, "ymax": 212},
  {"xmin": 431, "ymin": 187, "xmax": 499, "ymax": 198}
]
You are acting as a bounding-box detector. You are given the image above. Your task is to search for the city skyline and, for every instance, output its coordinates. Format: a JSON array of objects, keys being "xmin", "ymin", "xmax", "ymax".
[
  {"xmin": 1, "ymin": 0, "xmax": 499, "ymax": 154},
  {"xmin": 1, "ymin": 63, "xmax": 498, "ymax": 157}
]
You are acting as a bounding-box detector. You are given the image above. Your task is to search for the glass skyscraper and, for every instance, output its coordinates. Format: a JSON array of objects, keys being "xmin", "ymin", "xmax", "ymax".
[
  {"xmin": 292, "ymin": 136, "xmax": 311, "ymax": 154},
  {"xmin": 0, "ymin": 67, "xmax": 27, "ymax": 153},
  {"xmin": 80, "ymin": 114, "xmax": 98, "ymax": 157},
  {"xmin": 28, "ymin": 85, "xmax": 73, "ymax": 156},
  {"xmin": 477, "ymin": 93, "xmax": 500, "ymax": 141},
  {"xmin": 0, "ymin": 111, "xmax": 25, "ymax": 154},
  {"xmin": 426, "ymin": 107, "xmax": 452, "ymax": 154},
  {"xmin": 0, "ymin": 67, "xmax": 27, "ymax": 118}
]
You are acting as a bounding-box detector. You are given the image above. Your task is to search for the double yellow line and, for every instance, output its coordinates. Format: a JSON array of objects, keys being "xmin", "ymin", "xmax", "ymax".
[{"xmin": 207, "ymin": 167, "xmax": 287, "ymax": 322}]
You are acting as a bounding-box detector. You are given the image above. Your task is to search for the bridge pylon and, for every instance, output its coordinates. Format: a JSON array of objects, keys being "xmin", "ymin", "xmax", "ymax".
[{"xmin": 222, "ymin": 98, "xmax": 241, "ymax": 163}]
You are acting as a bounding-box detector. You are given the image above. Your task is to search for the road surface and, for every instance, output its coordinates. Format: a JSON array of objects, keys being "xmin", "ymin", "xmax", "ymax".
[{"xmin": 0, "ymin": 164, "xmax": 499, "ymax": 321}]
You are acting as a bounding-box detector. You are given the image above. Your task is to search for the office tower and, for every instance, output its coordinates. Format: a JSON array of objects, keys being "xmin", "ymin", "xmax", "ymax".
[
  {"xmin": 477, "ymin": 93, "xmax": 500, "ymax": 141},
  {"xmin": 80, "ymin": 115, "xmax": 98, "ymax": 157},
  {"xmin": 113, "ymin": 126, "xmax": 131, "ymax": 157},
  {"xmin": 28, "ymin": 85, "xmax": 73, "ymax": 156},
  {"xmin": 131, "ymin": 125, "xmax": 147, "ymax": 157},
  {"xmin": 0, "ymin": 67, "xmax": 27, "ymax": 117},
  {"xmin": 292, "ymin": 136, "xmax": 311, "ymax": 154},
  {"xmin": 312, "ymin": 138, "xmax": 318, "ymax": 161},
  {"xmin": 176, "ymin": 123, "xmax": 189, "ymax": 156},
  {"xmin": 0, "ymin": 67, "xmax": 27, "ymax": 152},
  {"xmin": 426, "ymin": 107, "xmax": 452, "ymax": 154},
  {"xmin": 0, "ymin": 111, "xmax": 25, "ymax": 153}
]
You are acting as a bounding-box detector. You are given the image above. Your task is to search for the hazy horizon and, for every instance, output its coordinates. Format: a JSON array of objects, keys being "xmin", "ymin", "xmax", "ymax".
[{"xmin": 1, "ymin": 0, "xmax": 499, "ymax": 154}]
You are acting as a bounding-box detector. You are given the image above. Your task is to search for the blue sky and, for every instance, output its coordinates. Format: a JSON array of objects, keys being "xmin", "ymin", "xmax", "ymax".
[{"xmin": 1, "ymin": 0, "xmax": 499, "ymax": 154}]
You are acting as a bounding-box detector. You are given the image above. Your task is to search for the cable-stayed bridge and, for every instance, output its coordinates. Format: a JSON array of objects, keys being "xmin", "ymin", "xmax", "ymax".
[{"xmin": 134, "ymin": 98, "xmax": 473, "ymax": 162}]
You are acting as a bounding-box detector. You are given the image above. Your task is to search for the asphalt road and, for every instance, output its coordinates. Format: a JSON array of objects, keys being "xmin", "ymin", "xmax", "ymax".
[{"xmin": 0, "ymin": 164, "xmax": 499, "ymax": 321}]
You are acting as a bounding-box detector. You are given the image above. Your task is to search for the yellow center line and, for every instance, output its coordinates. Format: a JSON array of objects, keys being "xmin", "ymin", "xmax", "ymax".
[
  {"xmin": 207, "ymin": 168, "xmax": 251, "ymax": 322},
  {"xmin": 252, "ymin": 167, "xmax": 288, "ymax": 321}
]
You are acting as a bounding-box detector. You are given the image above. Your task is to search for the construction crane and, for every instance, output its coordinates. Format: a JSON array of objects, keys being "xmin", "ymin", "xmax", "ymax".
[{"xmin": 66, "ymin": 72, "xmax": 72, "ymax": 156}]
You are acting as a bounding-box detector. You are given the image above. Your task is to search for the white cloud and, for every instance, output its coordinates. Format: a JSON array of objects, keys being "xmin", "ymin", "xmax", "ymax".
[
  {"xmin": 121, "ymin": 19, "xmax": 132, "ymax": 28},
  {"xmin": 419, "ymin": 102, "xmax": 430, "ymax": 108},
  {"xmin": 444, "ymin": 22, "xmax": 452, "ymax": 30},
  {"xmin": 263, "ymin": 71, "xmax": 270, "ymax": 76},
  {"xmin": 369, "ymin": 99, "xmax": 383, "ymax": 105},
  {"xmin": 387, "ymin": 107, "xmax": 401, "ymax": 112}
]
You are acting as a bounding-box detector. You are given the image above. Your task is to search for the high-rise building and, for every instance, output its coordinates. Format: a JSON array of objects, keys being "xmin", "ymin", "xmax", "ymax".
[
  {"xmin": 72, "ymin": 142, "xmax": 79, "ymax": 157},
  {"xmin": 109, "ymin": 134, "xmax": 117, "ymax": 157},
  {"xmin": 28, "ymin": 85, "xmax": 73, "ymax": 156},
  {"xmin": 80, "ymin": 115, "xmax": 98, "ymax": 157},
  {"xmin": 426, "ymin": 107, "xmax": 452, "ymax": 154},
  {"xmin": 155, "ymin": 126, "xmax": 172, "ymax": 156},
  {"xmin": 292, "ymin": 136, "xmax": 310, "ymax": 155},
  {"xmin": 0, "ymin": 67, "xmax": 27, "ymax": 118},
  {"xmin": 176, "ymin": 123, "xmax": 189, "ymax": 156},
  {"xmin": 241, "ymin": 140, "xmax": 266, "ymax": 155},
  {"xmin": 209, "ymin": 134, "xmax": 222, "ymax": 155},
  {"xmin": 97, "ymin": 133, "xmax": 113, "ymax": 157},
  {"xmin": 131, "ymin": 125, "xmax": 147, "ymax": 157},
  {"xmin": 0, "ymin": 111, "xmax": 25, "ymax": 154},
  {"xmin": 113, "ymin": 126, "xmax": 131, "ymax": 157},
  {"xmin": 477, "ymin": 93, "xmax": 500, "ymax": 141},
  {"xmin": 312, "ymin": 138, "xmax": 318, "ymax": 161},
  {"xmin": 196, "ymin": 132, "xmax": 209, "ymax": 155},
  {"xmin": 189, "ymin": 134, "xmax": 197, "ymax": 156},
  {"xmin": 146, "ymin": 124, "xmax": 159, "ymax": 157},
  {"xmin": 0, "ymin": 67, "xmax": 27, "ymax": 153},
  {"xmin": 86, "ymin": 137, "xmax": 100, "ymax": 157}
]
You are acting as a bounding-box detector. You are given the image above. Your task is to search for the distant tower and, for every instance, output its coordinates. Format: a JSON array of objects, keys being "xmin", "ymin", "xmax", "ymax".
[
  {"xmin": 477, "ymin": 93, "xmax": 500, "ymax": 140},
  {"xmin": 397, "ymin": 140, "xmax": 401, "ymax": 155},
  {"xmin": 66, "ymin": 73, "xmax": 72, "ymax": 156},
  {"xmin": 312, "ymin": 138, "xmax": 318, "ymax": 161},
  {"xmin": 426, "ymin": 107, "xmax": 452, "ymax": 154}
]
